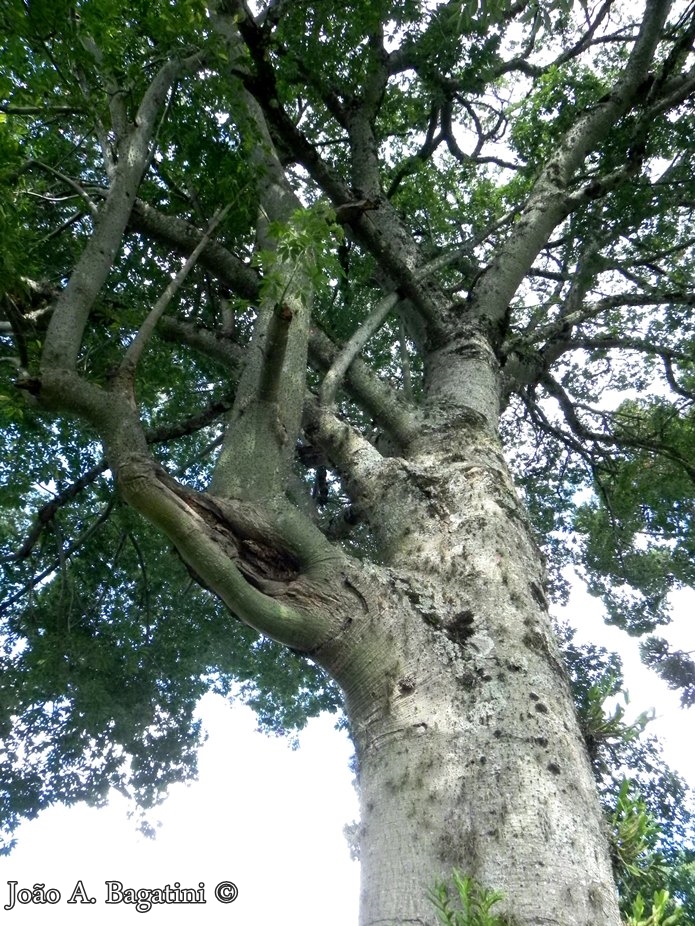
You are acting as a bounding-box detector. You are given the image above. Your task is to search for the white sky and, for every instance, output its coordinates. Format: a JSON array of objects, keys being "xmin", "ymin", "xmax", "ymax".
[
  {"xmin": 0, "ymin": 587, "xmax": 691, "ymax": 925},
  {"xmin": 0, "ymin": 702, "xmax": 360, "ymax": 925}
]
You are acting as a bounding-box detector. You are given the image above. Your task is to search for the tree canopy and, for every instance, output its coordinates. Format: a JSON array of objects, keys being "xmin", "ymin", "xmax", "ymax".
[{"xmin": 1, "ymin": 0, "xmax": 695, "ymax": 919}]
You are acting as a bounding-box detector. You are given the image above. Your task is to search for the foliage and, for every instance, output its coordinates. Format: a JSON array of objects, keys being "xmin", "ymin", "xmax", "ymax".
[
  {"xmin": 428, "ymin": 870, "xmax": 508, "ymax": 926},
  {"xmin": 559, "ymin": 625, "xmax": 694, "ymax": 919},
  {"xmin": 1, "ymin": 2, "xmax": 695, "ymax": 914},
  {"xmin": 624, "ymin": 890, "xmax": 684, "ymax": 926},
  {"xmin": 610, "ymin": 781, "xmax": 674, "ymax": 912}
]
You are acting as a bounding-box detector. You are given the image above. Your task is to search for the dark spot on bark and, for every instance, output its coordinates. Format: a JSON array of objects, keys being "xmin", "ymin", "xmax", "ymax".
[
  {"xmin": 445, "ymin": 609, "xmax": 475, "ymax": 645},
  {"xmin": 588, "ymin": 885, "xmax": 604, "ymax": 908},
  {"xmin": 452, "ymin": 342, "xmax": 483, "ymax": 359},
  {"xmin": 547, "ymin": 761, "xmax": 562, "ymax": 775},
  {"xmin": 15, "ymin": 374, "xmax": 41, "ymax": 396},
  {"xmin": 479, "ymin": 755, "xmax": 487, "ymax": 765},
  {"xmin": 534, "ymin": 702, "xmax": 549, "ymax": 714},
  {"xmin": 523, "ymin": 629, "xmax": 544, "ymax": 651},
  {"xmin": 529, "ymin": 691, "xmax": 539, "ymax": 701},
  {"xmin": 534, "ymin": 736, "xmax": 549, "ymax": 748},
  {"xmin": 529, "ymin": 580, "xmax": 548, "ymax": 609},
  {"xmin": 239, "ymin": 538, "xmax": 300, "ymax": 582},
  {"xmin": 421, "ymin": 611, "xmax": 443, "ymax": 630}
]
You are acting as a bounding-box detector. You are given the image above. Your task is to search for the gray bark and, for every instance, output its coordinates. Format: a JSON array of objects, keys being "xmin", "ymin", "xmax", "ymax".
[{"xmin": 310, "ymin": 431, "xmax": 620, "ymax": 926}]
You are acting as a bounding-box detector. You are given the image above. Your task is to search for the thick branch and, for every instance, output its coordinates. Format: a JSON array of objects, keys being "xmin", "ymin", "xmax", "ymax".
[
  {"xmin": 217, "ymin": 3, "xmax": 451, "ymax": 344},
  {"xmin": 303, "ymin": 396, "xmax": 388, "ymax": 507},
  {"xmin": 41, "ymin": 52, "xmax": 203, "ymax": 372},
  {"xmin": 157, "ymin": 317, "xmax": 244, "ymax": 372},
  {"xmin": 309, "ymin": 327, "xmax": 419, "ymax": 449},
  {"xmin": 128, "ymin": 199, "xmax": 260, "ymax": 300},
  {"xmin": 115, "ymin": 453, "xmax": 345, "ymax": 651},
  {"xmin": 470, "ymin": 0, "xmax": 670, "ymax": 330}
]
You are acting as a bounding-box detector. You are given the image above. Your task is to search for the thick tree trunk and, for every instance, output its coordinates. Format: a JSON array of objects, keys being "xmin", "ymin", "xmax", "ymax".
[{"xmin": 315, "ymin": 435, "xmax": 621, "ymax": 926}]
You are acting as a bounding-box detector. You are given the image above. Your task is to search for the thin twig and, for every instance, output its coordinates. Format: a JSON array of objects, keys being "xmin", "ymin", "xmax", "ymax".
[
  {"xmin": 399, "ymin": 318, "xmax": 413, "ymax": 401},
  {"xmin": 0, "ymin": 499, "xmax": 116, "ymax": 616},
  {"xmin": 27, "ymin": 159, "xmax": 99, "ymax": 218},
  {"xmin": 12, "ymin": 394, "xmax": 235, "ymax": 560},
  {"xmin": 112, "ymin": 203, "xmax": 232, "ymax": 395},
  {"xmin": 319, "ymin": 292, "xmax": 398, "ymax": 407}
]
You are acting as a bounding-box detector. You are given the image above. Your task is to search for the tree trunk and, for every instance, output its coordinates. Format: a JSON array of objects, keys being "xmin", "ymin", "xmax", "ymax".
[
  {"xmin": 98, "ymin": 340, "xmax": 622, "ymax": 926},
  {"xmin": 313, "ymin": 431, "xmax": 621, "ymax": 926}
]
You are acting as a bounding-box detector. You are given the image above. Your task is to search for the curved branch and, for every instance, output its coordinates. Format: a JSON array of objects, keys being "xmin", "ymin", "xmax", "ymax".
[
  {"xmin": 115, "ymin": 452, "xmax": 346, "ymax": 651},
  {"xmin": 386, "ymin": 104, "xmax": 442, "ymax": 198},
  {"xmin": 538, "ymin": 372, "xmax": 695, "ymax": 482}
]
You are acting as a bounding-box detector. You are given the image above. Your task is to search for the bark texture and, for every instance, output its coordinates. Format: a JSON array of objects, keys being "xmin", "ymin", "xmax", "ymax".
[{"xmin": 301, "ymin": 404, "xmax": 620, "ymax": 924}]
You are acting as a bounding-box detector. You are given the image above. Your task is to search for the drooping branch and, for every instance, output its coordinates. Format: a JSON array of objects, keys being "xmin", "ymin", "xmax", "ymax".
[
  {"xmin": 531, "ymin": 291, "xmax": 695, "ymax": 355},
  {"xmin": 11, "ymin": 461, "xmax": 109, "ymax": 561},
  {"xmin": 0, "ymin": 498, "xmax": 116, "ymax": 616},
  {"xmin": 386, "ymin": 104, "xmax": 443, "ymax": 198},
  {"xmin": 537, "ymin": 372, "xmax": 695, "ymax": 482}
]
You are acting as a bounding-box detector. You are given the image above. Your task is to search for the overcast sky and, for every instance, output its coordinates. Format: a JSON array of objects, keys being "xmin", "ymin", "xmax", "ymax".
[
  {"xmin": 0, "ymin": 700, "xmax": 360, "ymax": 926},
  {"xmin": 0, "ymin": 586, "xmax": 692, "ymax": 926}
]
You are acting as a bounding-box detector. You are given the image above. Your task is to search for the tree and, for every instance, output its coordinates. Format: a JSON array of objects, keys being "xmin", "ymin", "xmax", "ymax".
[{"xmin": 1, "ymin": 0, "xmax": 695, "ymax": 923}]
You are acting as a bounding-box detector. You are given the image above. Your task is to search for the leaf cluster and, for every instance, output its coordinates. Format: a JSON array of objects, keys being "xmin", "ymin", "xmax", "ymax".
[{"xmin": 428, "ymin": 869, "xmax": 509, "ymax": 926}]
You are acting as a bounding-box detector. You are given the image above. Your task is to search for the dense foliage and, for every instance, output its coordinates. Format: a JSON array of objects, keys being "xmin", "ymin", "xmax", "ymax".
[{"xmin": 1, "ymin": 0, "xmax": 694, "ymax": 916}]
